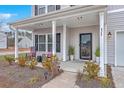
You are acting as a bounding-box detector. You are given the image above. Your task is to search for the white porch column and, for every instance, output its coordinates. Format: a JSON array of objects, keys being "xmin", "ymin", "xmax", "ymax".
[
  {"xmin": 63, "ymin": 24, "xmax": 67, "ymax": 61},
  {"xmin": 15, "ymin": 29, "xmax": 19, "ymax": 62},
  {"xmin": 52, "ymin": 20, "xmax": 56, "ymax": 55},
  {"xmin": 99, "ymin": 12, "xmax": 105, "ymax": 77}
]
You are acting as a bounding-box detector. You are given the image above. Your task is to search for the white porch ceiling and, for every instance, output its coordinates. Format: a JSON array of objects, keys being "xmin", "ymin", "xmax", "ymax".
[{"xmin": 20, "ymin": 12, "xmax": 99, "ymax": 30}]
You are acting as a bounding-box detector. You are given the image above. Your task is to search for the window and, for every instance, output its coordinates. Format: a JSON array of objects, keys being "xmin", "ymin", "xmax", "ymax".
[
  {"xmin": 56, "ymin": 5, "xmax": 61, "ymax": 10},
  {"xmin": 56, "ymin": 33, "xmax": 61, "ymax": 52},
  {"xmin": 47, "ymin": 5, "xmax": 56, "ymax": 12},
  {"xmin": 39, "ymin": 35, "xmax": 46, "ymax": 51},
  {"xmin": 35, "ymin": 33, "xmax": 61, "ymax": 52},
  {"xmin": 39, "ymin": 7, "xmax": 45, "ymax": 14},
  {"xmin": 35, "ymin": 35, "xmax": 38, "ymax": 51},
  {"xmin": 34, "ymin": 5, "xmax": 38, "ymax": 16},
  {"xmin": 48, "ymin": 34, "xmax": 52, "ymax": 52},
  {"xmin": 39, "ymin": 5, "xmax": 45, "ymax": 14}
]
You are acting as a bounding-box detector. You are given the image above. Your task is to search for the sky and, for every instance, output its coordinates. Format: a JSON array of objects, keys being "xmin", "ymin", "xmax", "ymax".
[
  {"xmin": 0, "ymin": 5, "xmax": 31, "ymax": 23},
  {"xmin": 0, "ymin": 5, "xmax": 31, "ymax": 32}
]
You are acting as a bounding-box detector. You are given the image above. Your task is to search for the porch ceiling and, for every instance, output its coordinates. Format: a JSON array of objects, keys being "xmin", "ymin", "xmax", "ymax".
[
  {"xmin": 17, "ymin": 13, "xmax": 99, "ymax": 31},
  {"xmin": 10, "ymin": 5, "xmax": 107, "ymax": 31}
]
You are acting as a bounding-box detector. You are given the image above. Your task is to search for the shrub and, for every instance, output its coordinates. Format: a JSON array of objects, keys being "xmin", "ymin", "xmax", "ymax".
[
  {"xmin": 42, "ymin": 57, "xmax": 53, "ymax": 72},
  {"xmin": 28, "ymin": 57, "xmax": 37, "ymax": 69},
  {"xmin": 42, "ymin": 55, "xmax": 60, "ymax": 76},
  {"xmin": 28, "ymin": 76, "xmax": 39, "ymax": 84},
  {"xmin": 83, "ymin": 61, "xmax": 100, "ymax": 79},
  {"xmin": 51, "ymin": 54, "xmax": 58, "ymax": 62},
  {"xmin": 100, "ymin": 77, "xmax": 111, "ymax": 88},
  {"xmin": 4, "ymin": 56, "xmax": 14, "ymax": 65},
  {"xmin": 95, "ymin": 48, "xmax": 100, "ymax": 57},
  {"xmin": 18, "ymin": 57, "xmax": 26, "ymax": 67}
]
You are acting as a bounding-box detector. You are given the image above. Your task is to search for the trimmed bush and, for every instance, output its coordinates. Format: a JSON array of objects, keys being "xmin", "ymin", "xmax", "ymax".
[
  {"xmin": 83, "ymin": 61, "xmax": 100, "ymax": 79},
  {"xmin": 4, "ymin": 56, "xmax": 14, "ymax": 65}
]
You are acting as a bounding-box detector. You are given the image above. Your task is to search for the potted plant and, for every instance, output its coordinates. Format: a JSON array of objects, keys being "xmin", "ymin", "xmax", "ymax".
[
  {"xmin": 95, "ymin": 48, "xmax": 100, "ymax": 63},
  {"xmin": 68, "ymin": 46, "xmax": 75, "ymax": 61}
]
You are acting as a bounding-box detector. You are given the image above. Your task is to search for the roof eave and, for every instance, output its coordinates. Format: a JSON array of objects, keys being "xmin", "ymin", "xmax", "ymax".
[{"xmin": 10, "ymin": 5, "xmax": 107, "ymax": 29}]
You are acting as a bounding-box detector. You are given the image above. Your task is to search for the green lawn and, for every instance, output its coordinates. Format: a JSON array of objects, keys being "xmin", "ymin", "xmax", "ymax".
[{"xmin": 0, "ymin": 53, "xmax": 28, "ymax": 62}]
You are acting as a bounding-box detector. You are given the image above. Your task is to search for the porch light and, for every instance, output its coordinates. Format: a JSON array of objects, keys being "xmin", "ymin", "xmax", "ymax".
[
  {"xmin": 108, "ymin": 32, "xmax": 112, "ymax": 38},
  {"xmin": 39, "ymin": 23, "xmax": 43, "ymax": 26},
  {"xmin": 77, "ymin": 16, "xmax": 83, "ymax": 21}
]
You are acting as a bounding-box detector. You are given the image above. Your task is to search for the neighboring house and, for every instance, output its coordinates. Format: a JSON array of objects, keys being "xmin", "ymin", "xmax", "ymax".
[
  {"xmin": 10, "ymin": 5, "xmax": 124, "ymax": 77},
  {"xmin": 6, "ymin": 30, "xmax": 32, "ymax": 48},
  {"xmin": 18, "ymin": 36, "xmax": 32, "ymax": 48},
  {"xmin": 0, "ymin": 31, "xmax": 7, "ymax": 48}
]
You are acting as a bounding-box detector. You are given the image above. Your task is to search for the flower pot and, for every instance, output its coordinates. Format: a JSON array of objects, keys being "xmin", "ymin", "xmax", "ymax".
[
  {"xmin": 70, "ymin": 55, "xmax": 74, "ymax": 61},
  {"xmin": 96, "ymin": 57, "xmax": 100, "ymax": 63}
]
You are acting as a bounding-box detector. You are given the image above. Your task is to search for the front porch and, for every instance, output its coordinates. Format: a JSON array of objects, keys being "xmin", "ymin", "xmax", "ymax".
[{"xmin": 10, "ymin": 5, "xmax": 107, "ymax": 77}]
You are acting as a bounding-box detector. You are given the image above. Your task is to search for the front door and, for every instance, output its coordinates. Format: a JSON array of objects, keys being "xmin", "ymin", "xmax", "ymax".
[{"xmin": 80, "ymin": 33, "xmax": 92, "ymax": 60}]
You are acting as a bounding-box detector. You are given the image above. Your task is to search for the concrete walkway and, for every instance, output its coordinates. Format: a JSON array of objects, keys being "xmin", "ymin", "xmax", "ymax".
[
  {"xmin": 112, "ymin": 67, "xmax": 124, "ymax": 88},
  {"xmin": 41, "ymin": 71, "xmax": 79, "ymax": 88},
  {"xmin": 41, "ymin": 61, "xmax": 84, "ymax": 88},
  {"xmin": 60, "ymin": 61, "xmax": 84, "ymax": 72}
]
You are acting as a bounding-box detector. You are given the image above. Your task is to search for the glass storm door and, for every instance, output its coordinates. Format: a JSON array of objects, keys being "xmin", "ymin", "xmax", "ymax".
[{"xmin": 80, "ymin": 33, "xmax": 92, "ymax": 60}]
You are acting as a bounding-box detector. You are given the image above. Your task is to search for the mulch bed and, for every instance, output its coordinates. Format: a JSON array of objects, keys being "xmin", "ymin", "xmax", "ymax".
[
  {"xmin": 0, "ymin": 61, "xmax": 62, "ymax": 88},
  {"xmin": 76, "ymin": 65, "xmax": 115, "ymax": 88}
]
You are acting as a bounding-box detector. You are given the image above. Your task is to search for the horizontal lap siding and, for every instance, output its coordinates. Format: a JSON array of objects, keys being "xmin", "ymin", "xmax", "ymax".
[
  {"xmin": 107, "ymin": 5, "xmax": 124, "ymax": 65},
  {"xmin": 108, "ymin": 5, "xmax": 124, "ymax": 11}
]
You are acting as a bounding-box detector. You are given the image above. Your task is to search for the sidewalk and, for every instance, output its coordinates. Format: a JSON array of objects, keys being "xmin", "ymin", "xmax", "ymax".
[
  {"xmin": 41, "ymin": 71, "xmax": 79, "ymax": 88},
  {"xmin": 40, "ymin": 61, "xmax": 83, "ymax": 88}
]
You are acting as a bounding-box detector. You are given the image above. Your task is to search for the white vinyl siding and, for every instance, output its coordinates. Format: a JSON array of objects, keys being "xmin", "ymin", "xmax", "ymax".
[{"xmin": 107, "ymin": 5, "xmax": 124, "ymax": 65}]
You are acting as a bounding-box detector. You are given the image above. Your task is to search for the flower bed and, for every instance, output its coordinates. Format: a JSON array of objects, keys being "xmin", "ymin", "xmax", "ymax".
[
  {"xmin": 0, "ymin": 57, "xmax": 62, "ymax": 88},
  {"xmin": 76, "ymin": 62, "xmax": 115, "ymax": 88}
]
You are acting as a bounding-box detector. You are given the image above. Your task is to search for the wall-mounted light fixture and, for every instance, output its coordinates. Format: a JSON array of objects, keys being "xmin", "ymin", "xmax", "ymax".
[
  {"xmin": 108, "ymin": 32, "xmax": 112, "ymax": 38},
  {"xmin": 39, "ymin": 23, "xmax": 43, "ymax": 26},
  {"xmin": 77, "ymin": 16, "xmax": 83, "ymax": 21}
]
